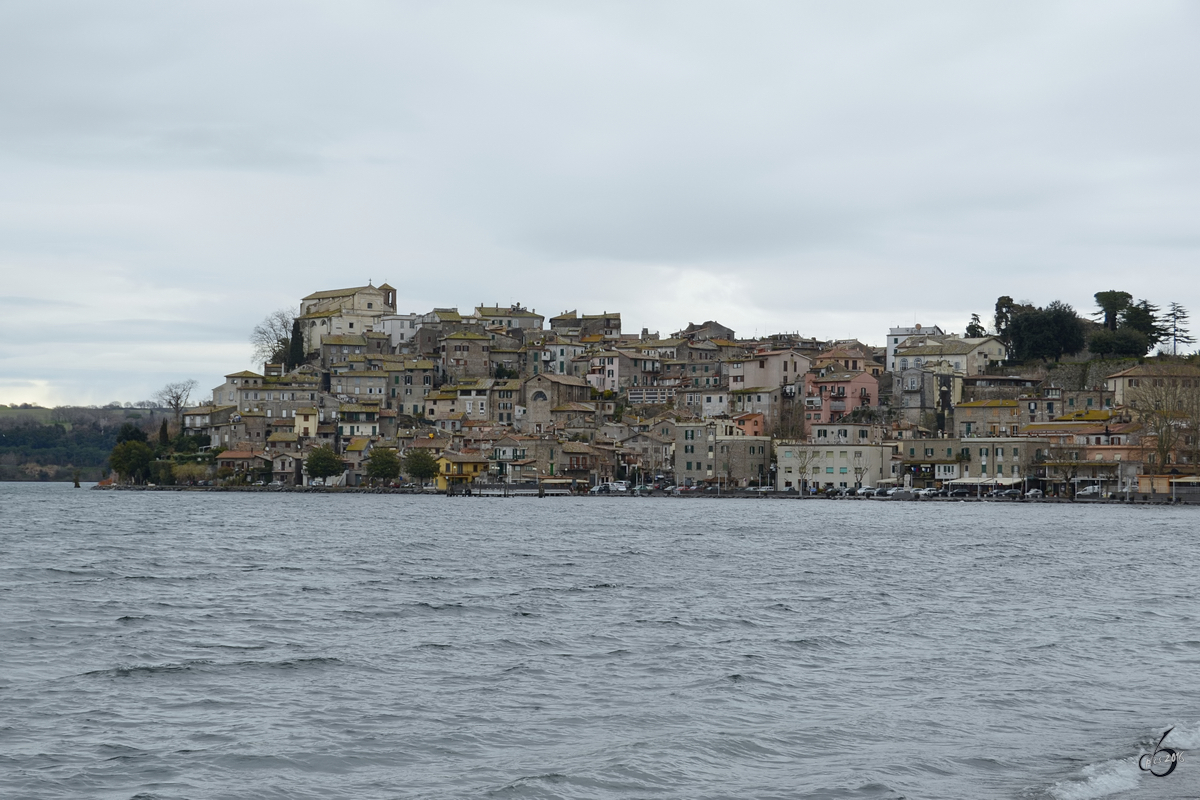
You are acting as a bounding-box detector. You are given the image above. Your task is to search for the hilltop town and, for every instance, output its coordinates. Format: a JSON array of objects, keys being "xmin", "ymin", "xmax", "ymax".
[{"xmin": 162, "ymin": 282, "xmax": 1200, "ymax": 498}]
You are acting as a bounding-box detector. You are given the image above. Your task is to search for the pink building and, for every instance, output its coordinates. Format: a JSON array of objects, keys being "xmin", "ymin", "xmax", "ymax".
[{"xmin": 803, "ymin": 371, "xmax": 879, "ymax": 424}]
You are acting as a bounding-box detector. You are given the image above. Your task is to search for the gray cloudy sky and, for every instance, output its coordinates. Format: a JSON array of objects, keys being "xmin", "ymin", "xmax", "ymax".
[{"xmin": 2, "ymin": 1, "xmax": 1198, "ymax": 406}]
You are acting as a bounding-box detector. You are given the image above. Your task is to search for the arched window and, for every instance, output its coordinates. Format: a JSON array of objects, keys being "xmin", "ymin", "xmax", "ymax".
[
  {"xmin": 900, "ymin": 358, "xmax": 908, "ymax": 370},
  {"xmin": 532, "ymin": 391, "xmax": 548, "ymax": 402}
]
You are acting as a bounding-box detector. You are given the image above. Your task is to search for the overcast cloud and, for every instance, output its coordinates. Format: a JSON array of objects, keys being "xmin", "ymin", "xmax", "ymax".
[{"xmin": 1, "ymin": 1, "xmax": 1198, "ymax": 405}]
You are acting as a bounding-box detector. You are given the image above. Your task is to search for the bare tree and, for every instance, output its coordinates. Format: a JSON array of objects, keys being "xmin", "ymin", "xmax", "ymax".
[
  {"xmin": 1129, "ymin": 369, "xmax": 1188, "ymax": 474},
  {"xmin": 155, "ymin": 380, "xmax": 198, "ymax": 428},
  {"xmin": 251, "ymin": 309, "xmax": 295, "ymax": 366}
]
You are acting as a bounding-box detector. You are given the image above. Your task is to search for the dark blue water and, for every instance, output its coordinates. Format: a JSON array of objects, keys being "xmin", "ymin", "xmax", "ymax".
[{"xmin": 2, "ymin": 483, "xmax": 1198, "ymax": 799}]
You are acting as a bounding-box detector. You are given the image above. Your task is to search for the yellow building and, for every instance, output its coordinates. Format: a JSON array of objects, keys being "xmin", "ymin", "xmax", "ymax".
[{"xmin": 434, "ymin": 451, "xmax": 489, "ymax": 491}]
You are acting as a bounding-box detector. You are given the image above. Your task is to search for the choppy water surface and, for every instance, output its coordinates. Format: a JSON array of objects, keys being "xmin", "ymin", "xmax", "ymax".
[{"xmin": 2, "ymin": 483, "xmax": 1199, "ymax": 800}]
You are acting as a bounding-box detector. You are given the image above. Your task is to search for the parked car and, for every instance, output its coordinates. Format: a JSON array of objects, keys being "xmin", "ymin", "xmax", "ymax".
[
  {"xmin": 589, "ymin": 484, "xmax": 611, "ymax": 494},
  {"xmin": 1027, "ymin": 488, "xmax": 1044, "ymax": 499},
  {"xmin": 992, "ymin": 489, "xmax": 1022, "ymax": 499},
  {"xmin": 1076, "ymin": 485, "xmax": 1102, "ymax": 498},
  {"xmin": 873, "ymin": 487, "xmax": 890, "ymax": 497},
  {"xmin": 915, "ymin": 487, "xmax": 937, "ymax": 498},
  {"xmin": 948, "ymin": 488, "xmax": 970, "ymax": 498},
  {"xmin": 856, "ymin": 486, "xmax": 875, "ymax": 496}
]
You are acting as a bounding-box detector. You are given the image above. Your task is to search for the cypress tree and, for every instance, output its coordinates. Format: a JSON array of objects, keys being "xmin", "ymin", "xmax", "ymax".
[
  {"xmin": 159, "ymin": 418, "xmax": 170, "ymax": 447},
  {"xmin": 287, "ymin": 318, "xmax": 305, "ymax": 370}
]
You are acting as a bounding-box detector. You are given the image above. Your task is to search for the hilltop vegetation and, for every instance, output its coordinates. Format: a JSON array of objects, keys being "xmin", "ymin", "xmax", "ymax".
[{"xmin": 0, "ymin": 404, "xmax": 173, "ymax": 481}]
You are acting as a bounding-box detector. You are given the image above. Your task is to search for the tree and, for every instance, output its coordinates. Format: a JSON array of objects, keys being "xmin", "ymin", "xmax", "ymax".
[
  {"xmin": 174, "ymin": 462, "xmax": 210, "ymax": 485},
  {"xmin": 1046, "ymin": 300, "xmax": 1086, "ymax": 358},
  {"xmin": 965, "ymin": 313, "xmax": 987, "ymax": 338},
  {"xmin": 155, "ymin": 380, "xmax": 198, "ymax": 428},
  {"xmin": 365, "ymin": 447, "xmax": 402, "ymax": 484},
  {"xmin": 403, "ymin": 448, "xmax": 439, "ymax": 483},
  {"xmin": 1088, "ymin": 327, "xmax": 1150, "ymax": 358},
  {"xmin": 1129, "ymin": 370, "xmax": 1186, "ymax": 474},
  {"xmin": 1008, "ymin": 301, "xmax": 1085, "ymax": 362},
  {"xmin": 993, "ymin": 296, "xmax": 1036, "ymax": 349},
  {"xmin": 251, "ymin": 309, "xmax": 295, "ymax": 366},
  {"xmin": 286, "ymin": 317, "xmax": 306, "ymax": 370},
  {"xmin": 1121, "ymin": 300, "xmax": 1167, "ymax": 346},
  {"xmin": 993, "ymin": 296, "xmax": 1015, "ymax": 344},
  {"xmin": 116, "ymin": 422, "xmax": 148, "ymax": 444},
  {"xmin": 158, "ymin": 419, "xmax": 170, "ymax": 447},
  {"xmin": 109, "ymin": 440, "xmax": 154, "ymax": 483},
  {"xmin": 1093, "ymin": 290, "xmax": 1133, "ymax": 331},
  {"xmin": 305, "ymin": 446, "xmax": 345, "ymax": 482},
  {"xmin": 1165, "ymin": 302, "xmax": 1195, "ymax": 355}
]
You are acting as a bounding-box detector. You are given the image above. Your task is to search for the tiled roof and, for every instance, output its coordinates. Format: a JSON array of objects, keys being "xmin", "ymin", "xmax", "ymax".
[{"xmin": 302, "ymin": 285, "xmax": 379, "ymax": 301}]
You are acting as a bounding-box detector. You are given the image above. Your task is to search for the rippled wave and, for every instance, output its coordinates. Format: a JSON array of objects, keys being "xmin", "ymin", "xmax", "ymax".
[{"xmin": 1, "ymin": 484, "xmax": 1198, "ymax": 799}]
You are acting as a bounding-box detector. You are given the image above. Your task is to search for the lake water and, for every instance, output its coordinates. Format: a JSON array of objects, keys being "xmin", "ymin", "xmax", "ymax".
[{"xmin": 2, "ymin": 482, "xmax": 1199, "ymax": 800}]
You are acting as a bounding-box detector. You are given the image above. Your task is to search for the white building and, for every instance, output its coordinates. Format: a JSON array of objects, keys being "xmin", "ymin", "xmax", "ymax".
[{"xmin": 886, "ymin": 324, "xmax": 945, "ymax": 371}]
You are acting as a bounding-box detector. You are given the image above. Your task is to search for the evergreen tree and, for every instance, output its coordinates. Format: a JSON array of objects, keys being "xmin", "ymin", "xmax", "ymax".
[
  {"xmin": 993, "ymin": 296, "xmax": 1015, "ymax": 345},
  {"xmin": 965, "ymin": 313, "xmax": 987, "ymax": 338},
  {"xmin": 1088, "ymin": 328, "xmax": 1149, "ymax": 358},
  {"xmin": 158, "ymin": 419, "xmax": 170, "ymax": 447},
  {"xmin": 1120, "ymin": 300, "xmax": 1167, "ymax": 346},
  {"xmin": 1008, "ymin": 301, "xmax": 1085, "ymax": 361},
  {"xmin": 1093, "ymin": 290, "xmax": 1132, "ymax": 331},
  {"xmin": 287, "ymin": 318, "xmax": 305, "ymax": 369},
  {"xmin": 116, "ymin": 422, "xmax": 148, "ymax": 444},
  {"xmin": 109, "ymin": 440, "xmax": 154, "ymax": 483},
  {"xmin": 1166, "ymin": 302, "xmax": 1195, "ymax": 355}
]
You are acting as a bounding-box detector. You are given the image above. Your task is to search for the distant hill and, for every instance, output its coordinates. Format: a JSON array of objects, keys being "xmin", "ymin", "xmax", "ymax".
[{"xmin": 0, "ymin": 405, "xmax": 174, "ymax": 481}]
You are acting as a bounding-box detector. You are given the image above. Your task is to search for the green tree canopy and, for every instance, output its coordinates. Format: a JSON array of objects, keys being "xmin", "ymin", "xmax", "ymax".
[
  {"xmin": 403, "ymin": 448, "xmax": 439, "ymax": 482},
  {"xmin": 1008, "ymin": 301, "xmax": 1085, "ymax": 361},
  {"xmin": 116, "ymin": 422, "xmax": 148, "ymax": 444},
  {"xmin": 965, "ymin": 313, "xmax": 987, "ymax": 338},
  {"xmin": 1088, "ymin": 327, "xmax": 1149, "ymax": 358},
  {"xmin": 305, "ymin": 446, "xmax": 345, "ymax": 481},
  {"xmin": 366, "ymin": 447, "xmax": 402, "ymax": 483},
  {"xmin": 286, "ymin": 317, "xmax": 305, "ymax": 370},
  {"xmin": 109, "ymin": 440, "xmax": 154, "ymax": 483},
  {"xmin": 1093, "ymin": 290, "xmax": 1133, "ymax": 331},
  {"xmin": 1121, "ymin": 300, "xmax": 1167, "ymax": 346}
]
